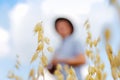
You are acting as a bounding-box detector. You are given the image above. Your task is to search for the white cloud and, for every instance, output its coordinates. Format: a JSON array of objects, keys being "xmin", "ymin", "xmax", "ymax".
[
  {"xmin": 41, "ymin": 0, "xmax": 90, "ymax": 15},
  {"xmin": 9, "ymin": 3, "xmax": 35, "ymax": 63},
  {"xmin": 41, "ymin": 0, "xmax": 104, "ymax": 16},
  {"xmin": 88, "ymin": 3, "xmax": 116, "ymax": 39},
  {"xmin": 0, "ymin": 27, "xmax": 10, "ymax": 57},
  {"xmin": 10, "ymin": 3, "xmax": 29, "ymax": 25}
]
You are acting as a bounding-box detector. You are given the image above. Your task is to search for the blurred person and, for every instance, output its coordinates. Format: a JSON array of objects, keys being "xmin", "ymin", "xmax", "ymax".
[{"xmin": 48, "ymin": 17, "xmax": 86, "ymax": 80}]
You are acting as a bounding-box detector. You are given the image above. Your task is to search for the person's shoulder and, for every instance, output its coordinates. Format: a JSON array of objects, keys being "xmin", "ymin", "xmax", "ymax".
[
  {"xmin": 73, "ymin": 37, "xmax": 85, "ymax": 47},
  {"xmin": 69, "ymin": 35, "xmax": 84, "ymax": 45},
  {"xmin": 72, "ymin": 37, "xmax": 81, "ymax": 43}
]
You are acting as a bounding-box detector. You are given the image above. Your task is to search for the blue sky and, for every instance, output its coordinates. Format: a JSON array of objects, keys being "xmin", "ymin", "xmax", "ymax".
[
  {"xmin": 0, "ymin": 0, "xmax": 26, "ymax": 29},
  {"xmin": 0, "ymin": 0, "xmax": 120, "ymax": 80}
]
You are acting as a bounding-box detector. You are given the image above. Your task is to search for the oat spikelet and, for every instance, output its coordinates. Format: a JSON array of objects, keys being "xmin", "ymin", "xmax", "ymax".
[
  {"xmin": 36, "ymin": 43, "xmax": 44, "ymax": 52},
  {"xmin": 41, "ymin": 54, "xmax": 48, "ymax": 67},
  {"xmin": 54, "ymin": 64, "xmax": 64, "ymax": 80},
  {"xmin": 8, "ymin": 71, "xmax": 15, "ymax": 79},
  {"xmin": 30, "ymin": 52, "xmax": 39, "ymax": 63},
  {"xmin": 47, "ymin": 46, "xmax": 54, "ymax": 53},
  {"xmin": 66, "ymin": 67, "xmax": 77, "ymax": 80},
  {"xmin": 29, "ymin": 68, "xmax": 35, "ymax": 79},
  {"xmin": 34, "ymin": 22, "xmax": 43, "ymax": 33},
  {"xmin": 44, "ymin": 37, "xmax": 50, "ymax": 45},
  {"xmin": 84, "ymin": 19, "xmax": 90, "ymax": 30}
]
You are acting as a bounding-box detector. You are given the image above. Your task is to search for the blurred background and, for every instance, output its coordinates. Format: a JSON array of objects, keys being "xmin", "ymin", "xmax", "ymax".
[{"xmin": 0, "ymin": 0, "xmax": 120, "ymax": 80}]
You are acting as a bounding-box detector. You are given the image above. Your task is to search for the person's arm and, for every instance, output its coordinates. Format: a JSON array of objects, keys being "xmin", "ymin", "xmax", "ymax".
[
  {"xmin": 51, "ymin": 53, "xmax": 86, "ymax": 67},
  {"xmin": 59, "ymin": 53, "xmax": 86, "ymax": 66}
]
